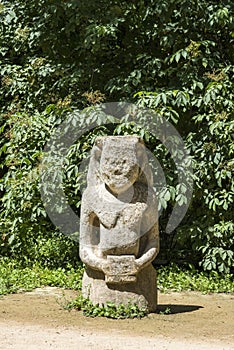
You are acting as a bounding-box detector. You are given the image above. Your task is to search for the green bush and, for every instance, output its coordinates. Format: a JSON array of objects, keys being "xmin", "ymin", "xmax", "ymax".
[
  {"xmin": 0, "ymin": 0, "xmax": 233, "ymax": 271},
  {"xmin": 0, "ymin": 106, "xmax": 79, "ymax": 266}
]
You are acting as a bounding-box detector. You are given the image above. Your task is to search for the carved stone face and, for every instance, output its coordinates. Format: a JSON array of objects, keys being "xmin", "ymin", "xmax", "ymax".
[{"xmin": 98, "ymin": 136, "xmax": 143, "ymax": 194}]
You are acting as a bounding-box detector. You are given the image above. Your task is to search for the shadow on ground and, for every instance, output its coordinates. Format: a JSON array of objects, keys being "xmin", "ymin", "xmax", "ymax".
[{"xmin": 156, "ymin": 304, "xmax": 203, "ymax": 314}]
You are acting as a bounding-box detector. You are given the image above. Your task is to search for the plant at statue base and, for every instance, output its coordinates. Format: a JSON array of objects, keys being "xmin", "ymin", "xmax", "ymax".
[
  {"xmin": 159, "ymin": 307, "xmax": 171, "ymax": 315},
  {"xmin": 66, "ymin": 294, "xmax": 148, "ymax": 319}
]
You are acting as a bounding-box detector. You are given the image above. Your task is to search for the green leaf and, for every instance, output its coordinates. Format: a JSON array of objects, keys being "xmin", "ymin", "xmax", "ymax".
[{"xmin": 175, "ymin": 51, "xmax": 181, "ymax": 63}]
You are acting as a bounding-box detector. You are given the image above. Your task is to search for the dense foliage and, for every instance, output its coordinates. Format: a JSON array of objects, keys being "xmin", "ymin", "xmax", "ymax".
[{"xmin": 0, "ymin": 0, "xmax": 233, "ymax": 272}]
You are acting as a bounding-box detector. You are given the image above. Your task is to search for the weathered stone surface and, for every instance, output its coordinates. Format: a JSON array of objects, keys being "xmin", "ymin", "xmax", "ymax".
[
  {"xmin": 104, "ymin": 255, "xmax": 137, "ymax": 283},
  {"xmin": 79, "ymin": 136, "xmax": 159, "ymax": 312},
  {"xmin": 82, "ymin": 265, "xmax": 157, "ymax": 311}
]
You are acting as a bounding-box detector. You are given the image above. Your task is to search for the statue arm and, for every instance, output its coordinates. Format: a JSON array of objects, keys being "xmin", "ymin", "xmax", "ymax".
[
  {"xmin": 79, "ymin": 204, "xmax": 106, "ymax": 272},
  {"xmin": 135, "ymin": 223, "xmax": 159, "ymax": 271},
  {"xmin": 79, "ymin": 245, "xmax": 105, "ymax": 272}
]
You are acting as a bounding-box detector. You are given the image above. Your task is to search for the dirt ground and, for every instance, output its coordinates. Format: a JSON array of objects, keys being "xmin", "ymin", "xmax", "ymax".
[{"xmin": 0, "ymin": 287, "xmax": 233, "ymax": 350}]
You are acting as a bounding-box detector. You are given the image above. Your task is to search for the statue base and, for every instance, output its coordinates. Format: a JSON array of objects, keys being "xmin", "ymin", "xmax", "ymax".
[{"xmin": 82, "ymin": 264, "xmax": 157, "ymax": 313}]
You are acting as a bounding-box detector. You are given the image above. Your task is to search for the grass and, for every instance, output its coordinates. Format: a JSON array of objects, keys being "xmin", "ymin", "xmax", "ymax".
[
  {"xmin": 0, "ymin": 258, "xmax": 233, "ymax": 297},
  {"xmin": 0, "ymin": 257, "xmax": 83, "ymax": 295},
  {"xmin": 0, "ymin": 258, "xmax": 233, "ymax": 319},
  {"xmin": 157, "ymin": 263, "xmax": 234, "ymax": 293}
]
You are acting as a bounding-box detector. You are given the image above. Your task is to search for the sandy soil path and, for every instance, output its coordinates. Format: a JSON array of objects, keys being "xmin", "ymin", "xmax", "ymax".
[{"xmin": 0, "ymin": 287, "xmax": 233, "ymax": 350}]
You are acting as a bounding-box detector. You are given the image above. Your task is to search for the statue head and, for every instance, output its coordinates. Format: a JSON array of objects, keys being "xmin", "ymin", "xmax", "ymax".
[{"xmin": 87, "ymin": 136, "xmax": 153, "ymax": 194}]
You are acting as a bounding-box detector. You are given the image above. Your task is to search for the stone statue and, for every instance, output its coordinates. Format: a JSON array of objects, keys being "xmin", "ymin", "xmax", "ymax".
[{"xmin": 79, "ymin": 136, "xmax": 159, "ymax": 312}]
